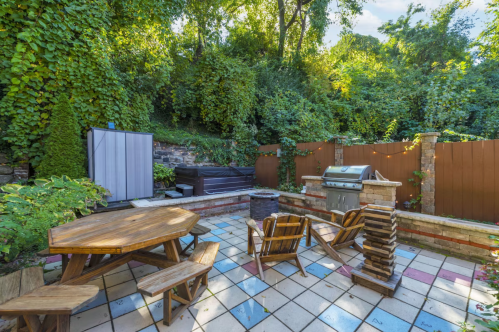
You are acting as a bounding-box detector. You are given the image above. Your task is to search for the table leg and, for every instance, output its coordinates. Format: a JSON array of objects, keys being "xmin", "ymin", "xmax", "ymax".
[
  {"xmin": 194, "ymin": 236, "xmax": 199, "ymax": 249},
  {"xmin": 163, "ymin": 240, "xmax": 191, "ymax": 300},
  {"xmin": 89, "ymin": 254, "xmax": 105, "ymax": 267},
  {"xmin": 174, "ymin": 239, "xmax": 182, "ymax": 255},
  {"xmin": 61, "ymin": 254, "xmax": 69, "ymax": 275},
  {"xmin": 247, "ymin": 227, "xmax": 254, "ymax": 254},
  {"xmin": 23, "ymin": 315, "xmax": 41, "ymax": 332},
  {"xmin": 306, "ymin": 219, "xmax": 312, "ymax": 247},
  {"xmin": 60, "ymin": 254, "xmax": 88, "ymax": 283},
  {"xmin": 57, "ymin": 315, "xmax": 70, "ymax": 332}
]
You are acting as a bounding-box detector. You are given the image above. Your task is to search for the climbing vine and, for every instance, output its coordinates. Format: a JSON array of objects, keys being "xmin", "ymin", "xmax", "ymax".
[{"xmin": 277, "ymin": 137, "xmax": 310, "ymax": 185}]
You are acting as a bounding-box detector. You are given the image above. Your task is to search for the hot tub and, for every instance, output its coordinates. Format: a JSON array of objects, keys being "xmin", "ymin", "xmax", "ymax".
[{"xmin": 175, "ymin": 166, "xmax": 255, "ymax": 196}]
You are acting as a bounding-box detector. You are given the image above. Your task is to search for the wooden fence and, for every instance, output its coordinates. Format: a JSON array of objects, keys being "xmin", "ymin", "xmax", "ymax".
[
  {"xmin": 435, "ymin": 140, "xmax": 499, "ymax": 223},
  {"xmin": 343, "ymin": 143, "xmax": 421, "ymax": 211}
]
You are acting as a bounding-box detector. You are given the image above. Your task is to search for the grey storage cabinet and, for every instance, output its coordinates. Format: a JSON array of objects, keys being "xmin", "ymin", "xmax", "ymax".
[{"xmin": 88, "ymin": 128, "xmax": 153, "ymax": 202}]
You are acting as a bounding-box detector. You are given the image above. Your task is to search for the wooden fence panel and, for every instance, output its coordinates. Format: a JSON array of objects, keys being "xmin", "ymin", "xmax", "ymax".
[
  {"xmin": 343, "ymin": 142, "xmax": 421, "ymax": 211},
  {"xmin": 435, "ymin": 140, "xmax": 499, "ymax": 222},
  {"xmin": 295, "ymin": 142, "xmax": 336, "ymax": 185},
  {"xmin": 255, "ymin": 144, "xmax": 280, "ymax": 188}
]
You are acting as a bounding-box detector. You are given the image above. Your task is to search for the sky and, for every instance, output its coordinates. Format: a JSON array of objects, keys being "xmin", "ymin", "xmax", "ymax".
[{"xmin": 323, "ymin": 0, "xmax": 491, "ymax": 46}]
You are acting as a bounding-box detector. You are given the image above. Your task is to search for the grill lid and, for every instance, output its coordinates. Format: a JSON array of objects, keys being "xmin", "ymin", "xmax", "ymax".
[{"xmin": 322, "ymin": 165, "xmax": 372, "ymax": 182}]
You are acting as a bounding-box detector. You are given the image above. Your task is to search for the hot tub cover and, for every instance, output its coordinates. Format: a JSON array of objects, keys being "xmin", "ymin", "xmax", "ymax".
[{"xmin": 174, "ymin": 166, "xmax": 255, "ymax": 177}]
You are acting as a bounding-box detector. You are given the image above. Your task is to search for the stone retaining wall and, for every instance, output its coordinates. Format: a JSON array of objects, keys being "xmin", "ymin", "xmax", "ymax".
[
  {"xmin": 153, "ymin": 142, "xmax": 221, "ymax": 169},
  {"xmin": 0, "ymin": 153, "xmax": 14, "ymax": 185},
  {"xmin": 397, "ymin": 211, "xmax": 496, "ymax": 262}
]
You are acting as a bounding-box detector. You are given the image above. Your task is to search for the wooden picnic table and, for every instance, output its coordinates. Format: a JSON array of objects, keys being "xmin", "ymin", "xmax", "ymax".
[{"xmin": 48, "ymin": 207, "xmax": 200, "ymax": 286}]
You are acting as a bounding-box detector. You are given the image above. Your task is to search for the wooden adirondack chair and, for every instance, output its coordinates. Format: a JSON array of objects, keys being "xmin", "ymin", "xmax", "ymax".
[
  {"xmin": 305, "ymin": 207, "xmax": 366, "ymax": 265},
  {"xmin": 247, "ymin": 214, "xmax": 309, "ymax": 281}
]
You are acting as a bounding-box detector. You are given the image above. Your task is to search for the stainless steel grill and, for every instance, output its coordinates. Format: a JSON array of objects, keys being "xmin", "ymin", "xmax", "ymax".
[{"xmin": 321, "ymin": 165, "xmax": 371, "ymax": 212}]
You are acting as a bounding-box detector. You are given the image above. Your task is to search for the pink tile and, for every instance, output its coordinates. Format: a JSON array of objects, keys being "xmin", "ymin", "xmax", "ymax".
[
  {"xmin": 242, "ymin": 261, "xmax": 270, "ymax": 275},
  {"xmin": 403, "ymin": 267, "xmax": 435, "ymax": 284},
  {"xmin": 336, "ymin": 265, "xmax": 353, "ymax": 278},
  {"xmin": 474, "ymin": 270, "xmax": 486, "ymax": 280},
  {"xmin": 128, "ymin": 260, "xmax": 146, "ymax": 269},
  {"xmin": 45, "ymin": 255, "xmax": 62, "ymax": 264},
  {"xmin": 437, "ymin": 269, "xmax": 472, "ymax": 287}
]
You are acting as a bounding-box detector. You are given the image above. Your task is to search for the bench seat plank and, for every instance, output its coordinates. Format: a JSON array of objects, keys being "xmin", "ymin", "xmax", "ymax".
[
  {"xmin": 138, "ymin": 261, "xmax": 210, "ymax": 297},
  {"xmin": 0, "ymin": 285, "xmax": 99, "ymax": 316}
]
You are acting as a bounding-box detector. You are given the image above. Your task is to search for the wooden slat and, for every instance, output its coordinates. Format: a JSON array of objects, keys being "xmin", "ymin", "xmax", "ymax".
[
  {"xmin": 137, "ymin": 261, "xmax": 210, "ymax": 297},
  {"xmin": 20, "ymin": 267, "xmax": 44, "ymax": 297},
  {"xmin": 0, "ymin": 270, "xmax": 22, "ymax": 305},
  {"xmin": 483, "ymin": 140, "xmax": 495, "ymax": 222},
  {"xmin": 49, "ymin": 207, "xmax": 199, "ymax": 254},
  {"xmin": 0, "ymin": 286, "xmax": 98, "ymax": 315}
]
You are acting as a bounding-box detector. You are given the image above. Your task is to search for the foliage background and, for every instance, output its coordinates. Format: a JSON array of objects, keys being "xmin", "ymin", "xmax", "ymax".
[{"xmin": 1, "ymin": 0, "xmax": 499, "ymax": 171}]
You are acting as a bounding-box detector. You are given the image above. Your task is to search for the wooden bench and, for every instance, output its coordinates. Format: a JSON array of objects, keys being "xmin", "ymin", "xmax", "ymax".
[
  {"xmin": 180, "ymin": 224, "xmax": 211, "ymax": 255},
  {"xmin": 137, "ymin": 241, "xmax": 220, "ymax": 326},
  {"xmin": 0, "ymin": 266, "xmax": 99, "ymax": 332}
]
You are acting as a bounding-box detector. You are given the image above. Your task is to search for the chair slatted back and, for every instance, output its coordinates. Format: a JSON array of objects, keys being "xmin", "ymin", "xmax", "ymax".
[
  {"xmin": 260, "ymin": 214, "xmax": 308, "ymax": 257},
  {"xmin": 330, "ymin": 207, "xmax": 365, "ymax": 246}
]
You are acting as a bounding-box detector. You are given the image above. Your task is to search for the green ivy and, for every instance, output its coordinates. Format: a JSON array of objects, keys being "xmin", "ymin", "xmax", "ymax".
[
  {"xmin": 277, "ymin": 137, "xmax": 310, "ymax": 186},
  {"xmin": 153, "ymin": 163, "xmax": 175, "ymax": 187},
  {"xmin": 0, "ymin": 176, "xmax": 109, "ymax": 262}
]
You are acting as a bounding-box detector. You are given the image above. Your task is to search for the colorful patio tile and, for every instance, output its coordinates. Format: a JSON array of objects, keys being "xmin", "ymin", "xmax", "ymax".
[
  {"xmin": 305, "ymin": 262, "xmax": 333, "ymax": 279},
  {"xmin": 319, "ymin": 304, "xmax": 362, "ymax": 332},
  {"xmin": 395, "ymin": 248, "xmax": 417, "ymax": 260},
  {"xmin": 231, "ymin": 216, "xmax": 243, "ymax": 220},
  {"xmin": 366, "ymin": 308, "xmax": 411, "ymax": 332},
  {"xmin": 241, "ymin": 261, "xmax": 270, "ymax": 275},
  {"xmin": 237, "ymin": 276, "xmax": 270, "ymax": 296},
  {"xmin": 273, "ymin": 261, "xmax": 299, "ymax": 277},
  {"xmin": 210, "ymin": 228, "xmax": 227, "ymax": 235},
  {"xmin": 213, "ymin": 258, "xmax": 239, "ymax": 273},
  {"xmin": 336, "ymin": 265, "xmax": 353, "ymax": 278},
  {"xmin": 403, "ymin": 267, "xmax": 436, "ymax": 284},
  {"xmin": 215, "ymin": 222, "xmax": 231, "ymax": 228},
  {"xmin": 437, "ymin": 269, "xmax": 472, "ymax": 287},
  {"xmin": 413, "ymin": 311, "xmax": 460, "ymax": 332},
  {"xmin": 109, "ymin": 293, "xmax": 146, "ymax": 318},
  {"xmin": 203, "ymin": 235, "xmax": 223, "ymax": 243},
  {"xmin": 230, "ymin": 298, "xmax": 270, "ymax": 329}
]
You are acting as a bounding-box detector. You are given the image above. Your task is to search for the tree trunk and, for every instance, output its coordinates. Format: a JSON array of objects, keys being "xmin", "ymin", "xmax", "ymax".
[
  {"xmin": 277, "ymin": 0, "xmax": 286, "ymax": 58},
  {"xmin": 297, "ymin": 13, "xmax": 307, "ymax": 52}
]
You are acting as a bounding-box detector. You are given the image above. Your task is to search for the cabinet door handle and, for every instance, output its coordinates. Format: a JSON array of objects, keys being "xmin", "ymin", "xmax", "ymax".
[{"xmin": 342, "ymin": 196, "xmax": 345, "ymax": 204}]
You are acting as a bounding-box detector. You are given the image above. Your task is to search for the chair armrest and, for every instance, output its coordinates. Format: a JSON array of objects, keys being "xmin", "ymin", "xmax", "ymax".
[
  {"xmin": 304, "ymin": 214, "xmax": 344, "ymax": 230},
  {"xmin": 246, "ymin": 219, "xmax": 265, "ymax": 240}
]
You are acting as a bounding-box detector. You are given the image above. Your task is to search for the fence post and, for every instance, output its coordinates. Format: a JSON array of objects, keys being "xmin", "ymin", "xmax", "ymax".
[
  {"xmin": 420, "ymin": 132, "xmax": 440, "ymax": 215},
  {"xmin": 334, "ymin": 136, "xmax": 347, "ymax": 166}
]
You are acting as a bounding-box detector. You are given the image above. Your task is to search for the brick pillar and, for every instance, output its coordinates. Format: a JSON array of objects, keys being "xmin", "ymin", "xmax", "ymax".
[
  {"xmin": 360, "ymin": 181, "xmax": 401, "ymax": 208},
  {"xmin": 420, "ymin": 132, "xmax": 440, "ymax": 215},
  {"xmin": 334, "ymin": 136, "xmax": 347, "ymax": 166}
]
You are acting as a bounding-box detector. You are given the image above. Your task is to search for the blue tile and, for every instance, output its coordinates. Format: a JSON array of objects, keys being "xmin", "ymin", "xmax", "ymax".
[
  {"xmin": 109, "ymin": 293, "xmax": 146, "ymax": 318},
  {"xmin": 305, "ymin": 263, "xmax": 333, "ymax": 279},
  {"xmin": 231, "ymin": 216, "xmax": 243, "ymax": 220},
  {"xmin": 395, "ymin": 248, "xmax": 416, "ymax": 260},
  {"xmin": 230, "ymin": 299, "xmax": 270, "ymax": 329},
  {"xmin": 215, "ymin": 222, "xmax": 231, "ymax": 228},
  {"xmin": 203, "ymin": 236, "xmax": 223, "ymax": 243},
  {"xmin": 366, "ymin": 308, "xmax": 411, "ymax": 332},
  {"xmin": 180, "ymin": 235, "xmax": 195, "ymax": 244},
  {"xmin": 468, "ymin": 299, "xmax": 496, "ymax": 319},
  {"xmin": 138, "ymin": 326, "xmax": 157, "ymax": 332},
  {"xmin": 237, "ymin": 276, "xmax": 270, "ymax": 296},
  {"xmin": 319, "ymin": 304, "xmax": 362, "ymax": 332},
  {"xmin": 211, "ymin": 229, "xmax": 227, "ymax": 235},
  {"xmin": 273, "ymin": 262, "xmax": 299, "ymax": 277},
  {"xmin": 414, "ymin": 311, "xmax": 460, "ymax": 332},
  {"xmin": 214, "ymin": 258, "xmax": 239, "ymax": 273},
  {"xmin": 148, "ymin": 299, "xmax": 164, "ymax": 322},
  {"xmin": 299, "ymin": 238, "xmax": 318, "ymax": 248},
  {"xmin": 73, "ymin": 289, "xmax": 107, "ymax": 314}
]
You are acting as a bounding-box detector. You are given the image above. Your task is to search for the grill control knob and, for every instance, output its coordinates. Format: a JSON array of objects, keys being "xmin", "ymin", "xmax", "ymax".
[{"xmin": 343, "ymin": 184, "xmax": 346, "ymax": 187}]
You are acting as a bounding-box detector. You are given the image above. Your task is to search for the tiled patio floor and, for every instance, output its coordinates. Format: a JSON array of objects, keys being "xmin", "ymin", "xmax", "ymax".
[{"xmin": 11, "ymin": 210, "xmax": 498, "ymax": 332}]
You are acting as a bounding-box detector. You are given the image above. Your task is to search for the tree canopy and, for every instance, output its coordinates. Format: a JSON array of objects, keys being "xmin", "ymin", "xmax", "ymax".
[{"xmin": 1, "ymin": 0, "xmax": 499, "ymax": 169}]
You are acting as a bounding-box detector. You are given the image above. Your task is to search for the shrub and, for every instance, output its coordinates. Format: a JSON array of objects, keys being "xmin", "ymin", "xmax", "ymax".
[
  {"xmin": 37, "ymin": 94, "xmax": 86, "ymax": 178},
  {"xmin": 153, "ymin": 163, "xmax": 175, "ymax": 187},
  {"xmin": 0, "ymin": 176, "xmax": 109, "ymax": 262}
]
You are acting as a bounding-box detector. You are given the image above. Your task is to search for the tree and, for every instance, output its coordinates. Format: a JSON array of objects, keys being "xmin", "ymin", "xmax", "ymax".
[
  {"xmin": 478, "ymin": 0, "xmax": 499, "ymax": 59},
  {"xmin": 38, "ymin": 94, "xmax": 86, "ymax": 179}
]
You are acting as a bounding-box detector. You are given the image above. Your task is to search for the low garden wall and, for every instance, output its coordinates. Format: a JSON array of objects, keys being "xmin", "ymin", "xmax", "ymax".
[
  {"xmin": 397, "ymin": 211, "xmax": 497, "ymax": 262},
  {"xmin": 153, "ymin": 142, "xmax": 219, "ymax": 169}
]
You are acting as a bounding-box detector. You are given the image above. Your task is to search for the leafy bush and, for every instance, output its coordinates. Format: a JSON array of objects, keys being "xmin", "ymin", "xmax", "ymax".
[
  {"xmin": 0, "ymin": 176, "xmax": 109, "ymax": 262},
  {"xmin": 154, "ymin": 163, "xmax": 175, "ymax": 187},
  {"xmin": 37, "ymin": 94, "xmax": 86, "ymax": 178}
]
